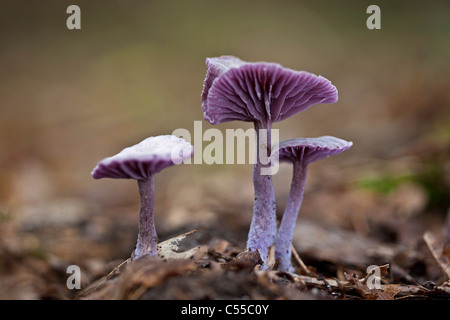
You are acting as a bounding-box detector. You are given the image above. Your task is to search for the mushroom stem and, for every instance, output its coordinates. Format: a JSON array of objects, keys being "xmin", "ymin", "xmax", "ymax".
[
  {"xmin": 134, "ymin": 175, "xmax": 158, "ymax": 258},
  {"xmin": 275, "ymin": 159, "xmax": 308, "ymax": 272},
  {"xmin": 246, "ymin": 121, "xmax": 277, "ymax": 268}
]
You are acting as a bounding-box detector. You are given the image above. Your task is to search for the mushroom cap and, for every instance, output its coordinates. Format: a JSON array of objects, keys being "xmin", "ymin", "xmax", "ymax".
[
  {"xmin": 274, "ymin": 136, "xmax": 353, "ymax": 165},
  {"xmin": 202, "ymin": 56, "xmax": 338, "ymax": 125},
  {"xmin": 91, "ymin": 135, "xmax": 193, "ymax": 180}
]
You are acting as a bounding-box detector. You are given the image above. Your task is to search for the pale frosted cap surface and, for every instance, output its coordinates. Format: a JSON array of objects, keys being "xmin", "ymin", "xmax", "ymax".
[
  {"xmin": 274, "ymin": 136, "xmax": 353, "ymax": 164},
  {"xmin": 92, "ymin": 135, "xmax": 193, "ymax": 180}
]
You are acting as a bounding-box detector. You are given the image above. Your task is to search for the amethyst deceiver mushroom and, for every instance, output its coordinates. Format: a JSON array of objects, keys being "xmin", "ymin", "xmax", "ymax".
[
  {"xmin": 273, "ymin": 136, "xmax": 353, "ymax": 272},
  {"xmin": 91, "ymin": 135, "xmax": 193, "ymax": 259},
  {"xmin": 201, "ymin": 55, "xmax": 338, "ymax": 266}
]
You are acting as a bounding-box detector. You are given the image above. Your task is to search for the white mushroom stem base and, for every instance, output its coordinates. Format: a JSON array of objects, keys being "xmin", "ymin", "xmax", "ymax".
[{"xmin": 134, "ymin": 175, "xmax": 158, "ymax": 259}]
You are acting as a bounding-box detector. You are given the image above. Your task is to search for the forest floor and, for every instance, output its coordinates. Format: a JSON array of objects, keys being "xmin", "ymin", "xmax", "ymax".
[
  {"xmin": 1, "ymin": 153, "xmax": 449, "ymax": 300},
  {"xmin": 0, "ymin": 1, "xmax": 450, "ymax": 302}
]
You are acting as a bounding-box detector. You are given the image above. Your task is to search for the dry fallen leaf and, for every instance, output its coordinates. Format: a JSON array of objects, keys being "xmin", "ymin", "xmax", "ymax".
[
  {"xmin": 345, "ymin": 272, "xmax": 378, "ymax": 299},
  {"xmin": 376, "ymin": 285, "xmax": 402, "ymax": 300},
  {"xmin": 157, "ymin": 230, "xmax": 204, "ymax": 261},
  {"xmin": 116, "ymin": 256, "xmax": 197, "ymax": 300},
  {"xmin": 344, "ymin": 265, "xmax": 401, "ymax": 300}
]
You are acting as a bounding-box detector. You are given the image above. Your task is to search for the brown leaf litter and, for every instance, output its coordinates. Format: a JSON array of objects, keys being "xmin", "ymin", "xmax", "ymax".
[{"xmin": 75, "ymin": 229, "xmax": 450, "ymax": 300}]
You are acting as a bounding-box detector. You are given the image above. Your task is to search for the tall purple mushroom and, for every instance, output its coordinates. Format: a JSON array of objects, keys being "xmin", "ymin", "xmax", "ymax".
[
  {"xmin": 91, "ymin": 135, "xmax": 193, "ymax": 259},
  {"xmin": 201, "ymin": 55, "xmax": 338, "ymax": 266},
  {"xmin": 273, "ymin": 136, "xmax": 353, "ymax": 272}
]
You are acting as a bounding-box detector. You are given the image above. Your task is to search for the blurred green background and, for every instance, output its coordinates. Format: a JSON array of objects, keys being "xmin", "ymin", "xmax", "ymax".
[{"xmin": 0, "ymin": 1, "xmax": 449, "ymax": 296}]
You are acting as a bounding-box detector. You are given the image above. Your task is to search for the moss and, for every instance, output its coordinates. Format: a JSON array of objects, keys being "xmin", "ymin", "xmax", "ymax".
[
  {"xmin": 0, "ymin": 211, "xmax": 11, "ymax": 224},
  {"xmin": 358, "ymin": 159, "xmax": 449, "ymax": 211},
  {"xmin": 358, "ymin": 174, "xmax": 413, "ymax": 195},
  {"xmin": 26, "ymin": 246, "xmax": 47, "ymax": 260},
  {"xmin": 412, "ymin": 159, "xmax": 450, "ymax": 211}
]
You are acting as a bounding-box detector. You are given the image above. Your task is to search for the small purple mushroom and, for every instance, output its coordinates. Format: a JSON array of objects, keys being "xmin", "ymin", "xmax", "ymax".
[
  {"xmin": 273, "ymin": 136, "xmax": 353, "ymax": 272},
  {"xmin": 202, "ymin": 55, "xmax": 338, "ymax": 266},
  {"xmin": 91, "ymin": 135, "xmax": 193, "ymax": 259}
]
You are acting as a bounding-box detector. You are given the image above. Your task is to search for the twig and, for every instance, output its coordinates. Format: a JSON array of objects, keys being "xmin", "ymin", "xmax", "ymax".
[
  {"xmin": 423, "ymin": 231, "xmax": 450, "ymax": 280},
  {"xmin": 292, "ymin": 274, "xmax": 450, "ymax": 297},
  {"xmin": 291, "ymin": 244, "xmax": 311, "ymax": 275}
]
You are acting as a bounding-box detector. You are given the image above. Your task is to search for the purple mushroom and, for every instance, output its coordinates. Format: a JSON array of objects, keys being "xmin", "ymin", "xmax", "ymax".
[
  {"xmin": 91, "ymin": 135, "xmax": 193, "ymax": 259},
  {"xmin": 201, "ymin": 55, "xmax": 338, "ymax": 266},
  {"xmin": 273, "ymin": 136, "xmax": 353, "ymax": 272}
]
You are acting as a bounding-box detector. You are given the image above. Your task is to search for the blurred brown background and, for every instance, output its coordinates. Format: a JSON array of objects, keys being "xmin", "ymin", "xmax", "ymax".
[{"xmin": 0, "ymin": 0, "xmax": 449, "ymax": 299}]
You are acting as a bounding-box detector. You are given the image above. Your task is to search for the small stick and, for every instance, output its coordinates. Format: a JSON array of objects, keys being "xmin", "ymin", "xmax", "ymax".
[
  {"xmin": 256, "ymin": 270, "xmax": 450, "ymax": 298},
  {"xmin": 293, "ymin": 274, "xmax": 450, "ymax": 297},
  {"xmin": 291, "ymin": 244, "xmax": 311, "ymax": 275},
  {"xmin": 423, "ymin": 231, "xmax": 450, "ymax": 280}
]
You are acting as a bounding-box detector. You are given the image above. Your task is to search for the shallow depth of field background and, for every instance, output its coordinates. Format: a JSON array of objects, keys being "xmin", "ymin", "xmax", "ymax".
[{"xmin": 0, "ymin": 1, "xmax": 449, "ymax": 299}]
